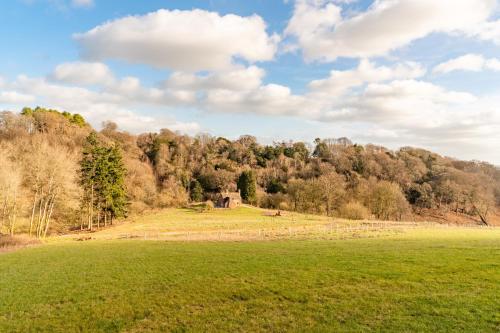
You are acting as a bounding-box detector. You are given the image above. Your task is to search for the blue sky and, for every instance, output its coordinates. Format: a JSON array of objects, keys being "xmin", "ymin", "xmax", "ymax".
[{"xmin": 1, "ymin": 0, "xmax": 499, "ymax": 164}]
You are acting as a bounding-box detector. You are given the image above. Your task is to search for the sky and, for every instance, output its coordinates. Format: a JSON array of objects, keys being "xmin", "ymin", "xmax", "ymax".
[{"xmin": 0, "ymin": 0, "xmax": 499, "ymax": 165}]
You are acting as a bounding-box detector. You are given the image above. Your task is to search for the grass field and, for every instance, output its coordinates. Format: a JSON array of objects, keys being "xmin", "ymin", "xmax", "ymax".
[
  {"xmin": 80, "ymin": 206, "xmax": 332, "ymax": 238},
  {"xmin": 1, "ymin": 207, "xmax": 499, "ymax": 332},
  {"xmin": 66, "ymin": 206, "xmax": 424, "ymax": 242}
]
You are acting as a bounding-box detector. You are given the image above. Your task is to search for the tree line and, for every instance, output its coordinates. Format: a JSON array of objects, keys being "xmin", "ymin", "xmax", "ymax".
[{"xmin": 0, "ymin": 107, "xmax": 499, "ymax": 237}]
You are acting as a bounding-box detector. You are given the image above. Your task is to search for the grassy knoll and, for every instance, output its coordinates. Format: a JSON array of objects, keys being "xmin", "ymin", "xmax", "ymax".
[{"xmin": 1, "ymin": 229, "xmax": 499, "ymax": 332}]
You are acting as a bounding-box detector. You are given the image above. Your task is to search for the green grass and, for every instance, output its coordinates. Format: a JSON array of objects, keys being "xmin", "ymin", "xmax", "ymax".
[
  {"xmin": 71, "ymin": 206, "xmax": 337, "ymax": 241},
  {"xmin": 1, "ymin": 229, "xmax": 499, "ymax": 332},
  {"xmin": 95, "ymin": 206, "xmax": 332, "ymax": 233}
]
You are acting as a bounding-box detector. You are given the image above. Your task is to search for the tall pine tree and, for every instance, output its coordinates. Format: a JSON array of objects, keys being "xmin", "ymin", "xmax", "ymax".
[
  {"xmin": 237, "ymin": 170, "xmax": 257, "ymax": 205},
  {"xmin": 79, "ymin": 132, "xmax": 127, "ymax": 230}
]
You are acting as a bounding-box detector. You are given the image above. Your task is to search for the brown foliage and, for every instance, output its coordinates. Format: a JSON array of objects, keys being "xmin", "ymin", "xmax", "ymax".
[{"xmin": 0, "ymin": 108, "xmax": 498, "ymax": 235}]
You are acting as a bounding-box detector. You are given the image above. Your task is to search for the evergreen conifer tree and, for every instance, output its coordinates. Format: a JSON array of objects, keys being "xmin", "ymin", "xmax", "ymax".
[
  {"xmin": 80, "ymin": 133, "xmax": 127, "ymax": 229},
  {"xmin": 237, "ymin": 170, "xmax": 257, "ymax": 204}
]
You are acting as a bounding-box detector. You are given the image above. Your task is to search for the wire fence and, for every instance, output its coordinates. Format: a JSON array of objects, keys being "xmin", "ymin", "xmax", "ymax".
[{"xmin": 105, "ymin": 221, "xmax": 496, "ymax": 242}]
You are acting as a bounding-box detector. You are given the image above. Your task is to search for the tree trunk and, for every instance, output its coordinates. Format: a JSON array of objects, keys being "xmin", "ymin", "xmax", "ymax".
[
  {"xmin": 36, "ymin": 197, "xmax": 45, "ymax": 238},
  {"xmin": 38, "ymin": 197, "xmax": 50, "ymax": 238},
  {"xmin": 11, "ymin": 190, "xmax": 18, "ymax": 235},
  {"xmin": 89, "ymin": 184, "xmax": 94, "ymax": 231},
  {"xmin": 0, "ymin": 196, "xmax": 8, "ymax": 233},
  {"xmin": 43, "ymin": 194, "xmax": 56, "ymax": 238},
  {"xmin": 29, "ymin": 191, "xmax": 38, "ymax": 237},
  {"xmin": 96, "ymin": 204, "xmax": 100, "ymax": 230},
  {"xmin": 474, "ymin": 205, "xmax": 489, "ymax": 226}
]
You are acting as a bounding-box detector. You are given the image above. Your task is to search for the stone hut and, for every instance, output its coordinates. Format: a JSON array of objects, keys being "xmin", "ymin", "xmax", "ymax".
[{"xmin": 215, "ymin": 191, "xmax": 242, "ymax": 208}]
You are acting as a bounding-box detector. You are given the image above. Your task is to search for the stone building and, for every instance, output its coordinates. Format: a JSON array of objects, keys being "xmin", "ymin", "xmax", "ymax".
[{"xmin": 215, "ymin": 191, "xmax": 242, "ymax": 208}]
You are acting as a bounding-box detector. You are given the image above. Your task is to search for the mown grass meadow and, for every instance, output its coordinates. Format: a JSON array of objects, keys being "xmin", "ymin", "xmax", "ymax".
[{"xmin": 1, "ymin": 228, "xmax": 499, "ymax": 332}]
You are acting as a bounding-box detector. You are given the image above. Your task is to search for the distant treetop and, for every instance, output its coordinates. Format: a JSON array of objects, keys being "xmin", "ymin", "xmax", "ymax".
[{"xmin": 21, "ymin": 106, "xmax": 87, "ymax": 128}]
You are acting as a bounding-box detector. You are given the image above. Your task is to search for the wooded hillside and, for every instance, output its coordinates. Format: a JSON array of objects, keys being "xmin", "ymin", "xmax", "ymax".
[{"xmin": 1, "ymin": 107, "xmax": 499, "ymax": 236}]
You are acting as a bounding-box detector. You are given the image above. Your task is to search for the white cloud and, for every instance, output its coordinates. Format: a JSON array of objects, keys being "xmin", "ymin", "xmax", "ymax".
[
  {"xmin": 204, "ymin": 83, "xmax": 308, "ymax": 116},
  {"xmin": 0, "ymin": 91, "xmax": 36, "ymax": 104},
  {"xmin": 166, "ymin": 66, "xmax": 266, "ymax": 92},
  {"xmin": 486, "ymin": 58, "xmax": 500, "ymax": 71},
  {"xmin": 0, "ymin": 72, "xmax": 198, "ymax": 134},
  {"xmin": 1, "ymin": 56, "xmax": 498, "ymax": 163},
  {"xmin": 433, "ymin": 54, "xmax": 485, "ymax": 73},
  {"xmin": 328, "ymin": 80, "xmax": 478, "ymax": 127},
  {"xmin": 285, "ymin": 0, "xmax": 496, "ymax": 62},
  {"xmin": 309, "ymin": 59, "xmax": 425, "ymax": 96},
  {"xmin": 84, "ymin": 107, "xmax": 200, "ymax": 134},
  {"xmin": 433, "ymin": 54, "xmax": 500, "ymax": 74},
  {"xmin": 314, "ymin": 78, "xmax": 500, "ymax": 162},
  {"xmin": 74, "ymin": 9, "xmax": 280, "ymax": 71},
  {"xmin": 52, "ymin": 61, "xmax": 114, "ymax": 85},
  {"xmin": 467, "ymin": 19, "xmax": 500, "ymax": 44},
  {"xmin": 164, "ymin": 65, "xmax": 308, "ymax": 116},
  {"xmin": 71, "ymin": 0, "xmax": 93, "ymax": 8}
]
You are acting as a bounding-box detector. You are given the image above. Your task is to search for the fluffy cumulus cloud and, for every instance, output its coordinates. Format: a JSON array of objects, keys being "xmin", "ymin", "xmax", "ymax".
[
  {"xmin": 204, "ymin": 83, "xmax": 309, "ymax": 116},
  {"xmin": 433, "ymin": 54, "xmax": 500, "ymax": 73},
  {"xmin": 165, "ymin": 66, "xmax": 266, "ymax": 92},
  {"xmin": 166, "ymin": 65, "xmax": 308, "ymax": 116},
  {"xmin": 0, "ymin": 91, "xmax": 35, "ymax": 104},
  {"xmin": 2, "ymin": 55, "xmax": 497, "ymax": 161},
  {"xmin": 313, "ymin": 78, "xmax": 500, "ymax": 162},
  {"xmin": 51, "ymin": 61, "xmax": 114, "ymax": 85},
  {"xmin": 0, "ymin": 71, "xmax": 199, "ymax": 134},
  {"xmin": 467, "ymin": 20, "xmax": 500, "ymax": 44},
  {"xmin": 74, "ymin": 9, "xmax": 279, "ymax": 71},
  {"xmin": 322, "ymin": 80, "xmax": 477, "ymax": 125},
  {"xmin": 309, "ymin": 59, "xmax": 426, "ymax": 96},
  {"xmin": 3, "ymin": 3, "xmax": 500, "ymax": 163},
  {"xmin": 285, "ymin": 0, "xmax": 497, "ymax": 62}
]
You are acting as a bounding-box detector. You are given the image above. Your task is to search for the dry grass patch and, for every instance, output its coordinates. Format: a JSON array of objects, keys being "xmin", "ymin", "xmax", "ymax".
[{"xmin": 0, "ymin": 234, "xmax": 40, "ymax": 253}]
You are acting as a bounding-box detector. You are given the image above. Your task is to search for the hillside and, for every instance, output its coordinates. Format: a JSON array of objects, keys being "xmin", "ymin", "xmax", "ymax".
[
  {"xmin": 62, "ymin": 206, "xmax": 488, "ymax": 242},
  {"xmin": 0, "ymin": 107, "xmax": 499, "ymax": 239}
]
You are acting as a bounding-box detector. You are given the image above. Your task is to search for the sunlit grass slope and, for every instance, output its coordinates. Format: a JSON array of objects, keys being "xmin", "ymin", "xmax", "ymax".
[
  {"xmin": 1, "ymin": 229, "xmax": 499, "ymax": 332},
  {"xmin": 77, "ymin": 206, "xmax": 334, "ymax": 240}
]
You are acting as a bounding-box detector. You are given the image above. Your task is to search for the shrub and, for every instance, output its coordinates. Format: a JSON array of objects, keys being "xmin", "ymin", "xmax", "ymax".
[
  {"xmin": 338, "ymin": 202, "xmax": 370, "ymax": 220},
  {"xmin": 259, "ymin": 193, "xmax": 287, "ymax": 210},
  {"xmin": 266, "ymin": 178, "xmax": 285, "ymax": 194},
  {"xmin": 278, "ymin": 201, "xmax": 289, "ymax": 211},
  {"xmin": 202, "ymin": 200, "xmax": 214, "ymax": 212}
]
